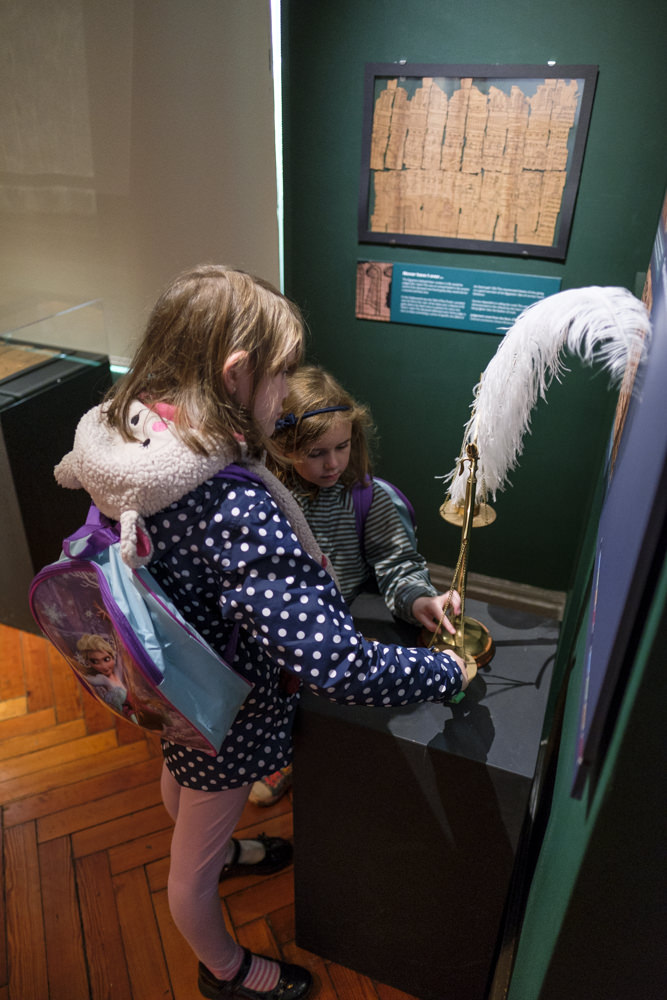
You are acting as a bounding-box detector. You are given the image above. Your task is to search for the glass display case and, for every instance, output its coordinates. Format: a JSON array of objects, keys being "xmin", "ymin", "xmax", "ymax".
[{"xmin": 0, "ymin": 303, "xmax": 112, "ymax": 633}]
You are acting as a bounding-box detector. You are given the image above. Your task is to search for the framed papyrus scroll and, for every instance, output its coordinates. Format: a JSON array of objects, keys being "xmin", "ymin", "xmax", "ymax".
[{"xmin": 358, "ymin": 63, "xmax": 598, "ymax": 260}]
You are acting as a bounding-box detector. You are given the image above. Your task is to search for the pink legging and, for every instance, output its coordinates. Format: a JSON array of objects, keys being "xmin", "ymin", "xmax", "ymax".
[{"xmin": 160, "ymin": 763, "xmax": 249, "ymax": 980}]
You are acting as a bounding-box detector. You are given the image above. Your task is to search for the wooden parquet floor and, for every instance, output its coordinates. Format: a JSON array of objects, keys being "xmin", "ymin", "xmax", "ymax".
[{"xmin": 0, "ymin": 622, "xmax": 422, "ymax": 1000}]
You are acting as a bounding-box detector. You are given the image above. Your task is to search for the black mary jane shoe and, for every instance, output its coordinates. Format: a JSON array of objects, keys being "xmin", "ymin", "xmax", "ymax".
[
  {"xmin": 219, "ymin": 833, "xmax": 293, "ymax": 881},
  {"xmin": 198, "ymin": 948, "xmax": 313, "ymax": 999}
]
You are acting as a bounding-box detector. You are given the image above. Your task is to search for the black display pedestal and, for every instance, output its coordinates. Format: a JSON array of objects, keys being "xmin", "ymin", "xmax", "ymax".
[{"xmin": 292, "ymin": 594, "xmax": 559, "ymax": 1000}]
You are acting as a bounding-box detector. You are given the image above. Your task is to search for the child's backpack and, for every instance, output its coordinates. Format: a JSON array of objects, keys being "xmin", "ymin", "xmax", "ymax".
[
  {"xmin": 351, "ymin": 477, "xmax": 418, "ymax": 551},
  {"xmin": 29, "ymin": 490, "xmax": 254, "ymax": 756}
]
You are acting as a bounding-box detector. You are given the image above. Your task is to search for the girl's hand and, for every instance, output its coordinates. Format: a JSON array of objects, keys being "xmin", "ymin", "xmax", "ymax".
[
  {"xmin": 447, "ymin": 649, "xmax": 469, "ymax": 690},
  {"xmin": 412, "ymin": 590, "xmax": 462, "ymax": 634}
]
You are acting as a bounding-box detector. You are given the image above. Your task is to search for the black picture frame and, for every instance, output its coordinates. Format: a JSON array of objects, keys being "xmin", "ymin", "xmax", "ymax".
[{"xmin": 358, "ymin": 63, "xmax": 598, "ymax": 260}]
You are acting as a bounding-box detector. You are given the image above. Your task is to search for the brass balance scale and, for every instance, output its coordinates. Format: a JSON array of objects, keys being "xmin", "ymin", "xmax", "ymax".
[
  {"xmin": 421, "ymin": 442, "xmax": 495, "ymax": 680},
  {"xmin": 416, "ymin": 285, "xmax": 653, "ymax": 682}
]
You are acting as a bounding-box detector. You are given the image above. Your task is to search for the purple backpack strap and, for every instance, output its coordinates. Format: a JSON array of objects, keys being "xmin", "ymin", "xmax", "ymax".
[
  {"xmin": 374, "ymin": 476, "xmax": 416, "ymax": 527},
  {"xmin": 214, "ymin": 463, "xmax": 265, "ymax": 486},
  {"xmin": 351, "ymin": 476, "xmax": 417, "ymax": 553},
  {"xmin": 351, "ymin": 477, "xmax": 374, "ymax": 541},
  {"xmin": 62, "ymin": 503, "xmax": 120, "ymax": 558}
]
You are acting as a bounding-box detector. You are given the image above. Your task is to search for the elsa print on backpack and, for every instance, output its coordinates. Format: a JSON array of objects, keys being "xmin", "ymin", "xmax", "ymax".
[{"xmin": 30, "ymin": 516, "xmax": 252, "ymax": 753}]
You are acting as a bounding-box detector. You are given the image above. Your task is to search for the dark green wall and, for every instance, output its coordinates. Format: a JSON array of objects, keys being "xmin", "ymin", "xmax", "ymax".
[
  {"xmin": 507, "ymin": 554, "xmax": 667, "ymax": 999},
  {"xmin": 283, "ymin": 0, "xmax": 667, "ymax": 591}
]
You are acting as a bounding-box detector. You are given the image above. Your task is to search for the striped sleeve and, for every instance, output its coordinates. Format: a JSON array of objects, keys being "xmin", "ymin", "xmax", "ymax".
[{"xmin": 363, "ymin": 482, "xmax": 437, "ymax": 622}]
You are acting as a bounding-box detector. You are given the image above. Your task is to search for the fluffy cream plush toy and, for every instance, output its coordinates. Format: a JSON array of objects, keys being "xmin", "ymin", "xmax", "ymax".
[{"xmin": 55, "ymin": 399, "xmax": 325, "ymax": 572}]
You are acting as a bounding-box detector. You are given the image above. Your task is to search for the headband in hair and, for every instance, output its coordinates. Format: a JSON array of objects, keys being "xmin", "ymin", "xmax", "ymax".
[{"xmin": 274, "ymin": 405, "xmax": 350, "ymax": 431}]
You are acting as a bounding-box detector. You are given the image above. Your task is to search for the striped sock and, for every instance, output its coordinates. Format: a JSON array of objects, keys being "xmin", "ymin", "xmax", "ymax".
[{"xmin": 242, "ymin": 953, "xmax": 281, "ymax": 992}]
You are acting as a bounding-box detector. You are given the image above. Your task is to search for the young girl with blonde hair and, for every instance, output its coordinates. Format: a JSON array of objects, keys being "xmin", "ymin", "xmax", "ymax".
[
  {"xmin": 56, "ymin": 266, "xmax": 466, "ymax": 1000},
  {"xmin": 269, "ymin": 365, "xmax": 459, "ymax": 632}
]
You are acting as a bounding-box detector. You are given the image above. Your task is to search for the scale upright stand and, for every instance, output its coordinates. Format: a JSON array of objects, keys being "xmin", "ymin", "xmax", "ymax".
[{"xmin": 423, "ymin": 442, "xmax": 495, "ymax": 679}]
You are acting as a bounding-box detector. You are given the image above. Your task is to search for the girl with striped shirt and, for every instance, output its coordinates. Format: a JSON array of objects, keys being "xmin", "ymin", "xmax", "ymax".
[{"xmin": 250, "ymin": 365, "xmax": 460, "ymax": 806}]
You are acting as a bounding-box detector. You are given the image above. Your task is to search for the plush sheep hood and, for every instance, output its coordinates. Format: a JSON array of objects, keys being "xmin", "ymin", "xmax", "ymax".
[{"xmin": 55, "ymin": 400, "xmax": 327, "ymax": 572}]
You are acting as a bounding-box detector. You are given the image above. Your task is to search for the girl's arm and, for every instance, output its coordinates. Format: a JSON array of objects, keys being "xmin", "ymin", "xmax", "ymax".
[
  {"xmin": 362, "ymin": 482, "xmax": 438, "ymax": 624},
  {"xmin": 215, "ymin": 490, "xmax": 467, "ymax": 707}
]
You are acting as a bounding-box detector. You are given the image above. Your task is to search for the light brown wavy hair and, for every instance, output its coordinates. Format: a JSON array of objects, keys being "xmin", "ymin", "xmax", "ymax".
[
  {"xmin": 104, "ymin": 264, "xmax": 304, "ymax": 458},
  {"xmin": 269, "ymin": 365, "xmax": 375, "ymax": 494},
  {"xmin": 76, "ymin": 633, "xmax": 115, "ymax": 658},
  {"xmin": 76, "ymin": 633, "xmax": 116, "ymax": 674}
]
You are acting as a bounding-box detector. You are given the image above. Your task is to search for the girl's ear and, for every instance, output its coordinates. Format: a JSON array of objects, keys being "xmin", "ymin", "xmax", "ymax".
[{"xmin": 222, "ymin": 350, "xmax": 251, "ymax": 397}]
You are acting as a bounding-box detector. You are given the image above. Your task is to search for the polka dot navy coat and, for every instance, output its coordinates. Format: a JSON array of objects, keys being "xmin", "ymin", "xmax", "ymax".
[{"xmin": 147, "ymin": 474, "xmax": 464, "ymax": 791}]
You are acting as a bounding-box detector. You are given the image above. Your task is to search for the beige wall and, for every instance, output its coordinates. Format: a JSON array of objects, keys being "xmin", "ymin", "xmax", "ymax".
[{"xmin": 0, "ymin": 0, "xmax": 279, "ymax": 365}]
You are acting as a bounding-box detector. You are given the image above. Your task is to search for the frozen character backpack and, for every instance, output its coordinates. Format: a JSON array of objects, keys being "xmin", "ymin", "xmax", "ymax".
[{"xmin": 29, "ymin": 501, "xmax": 252, "ymax": 755}]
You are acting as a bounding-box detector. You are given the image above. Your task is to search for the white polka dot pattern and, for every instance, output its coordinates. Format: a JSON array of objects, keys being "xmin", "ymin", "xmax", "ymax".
[{"xmin": 147, "ymin": 478, "xmax": 463, "ymax": 790}]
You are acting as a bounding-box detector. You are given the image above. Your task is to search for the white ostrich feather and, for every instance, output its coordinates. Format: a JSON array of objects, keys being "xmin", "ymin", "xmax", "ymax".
[{"xmin": 443, "ymin": 286, "xmax": 651, "ymax": 507}]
